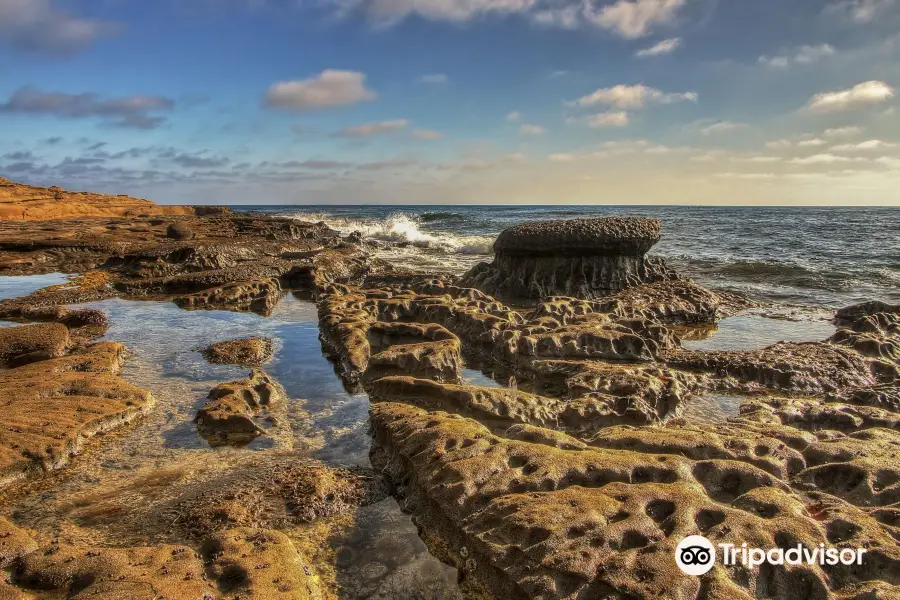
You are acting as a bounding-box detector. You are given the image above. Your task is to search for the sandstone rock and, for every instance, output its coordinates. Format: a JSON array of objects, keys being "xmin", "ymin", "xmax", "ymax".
[
  {"xmin": 740, "ymin": 395, "xmax": 900, "ymax": 433},
  {"xmin": 0, "ymin": 343, "xmax": 153, "ymax": 489},
  {"xmin": 165, "ymin": 222, "xmax": 194, "ymax": 240},
  {"xmin": 202, "ymin": 528, "xmax": 322, "ymax": 599},
  {"xmin": 11, "ymin": 528, "xmax": 321, "ymax": 599},
  {"xmin": 0, "ymin": 176, "xmax": 208, "ymax": 221},
  {"xmin": 461, "ymin": 217, "xmax": 677, "ymax": 301},
  {"xmin": 201, "ymin": 337, "xmax": 275, "ymax": 367},
  {"xmin": 369, "ymin": 402, "xmax": 899, "ymax": 600},
  {"xmin": 0, "ymin": 518, "xmax": 37, "ymax": 568},
  {"xmin": 0, "ymin": 322, "xmax": 69, "ymax": 367},
  {"xmin": 175, "ymin": 277, "xmax": 283, "ymax": 315},
  {"xmin": 668, "ymin": 341, "xmax": 880, "ymax": 394},
  {"xmin": 196, "ymin": 370, "xmax": 289, "ymax": 447},
  {"xmin": 121, "ymin": 456, "xmax": 386, "ymax": 541}
]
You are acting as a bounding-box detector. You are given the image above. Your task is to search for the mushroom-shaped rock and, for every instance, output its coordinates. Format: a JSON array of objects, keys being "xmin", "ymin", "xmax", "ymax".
[{"xmin": 462, "ymin": 217, "xmax": 676, "ymax": 301}]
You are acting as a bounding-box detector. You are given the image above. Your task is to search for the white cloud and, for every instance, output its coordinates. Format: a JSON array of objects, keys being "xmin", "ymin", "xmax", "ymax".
[
  {"xmin": 825, "ymin": 0, "xmax": 897, "ymax": 23},
  {"xmin": 519, "ymin": 123, "xmax": 545, "ymax": 135},
  {"xmin": 420, "ymin": 74, "xmax": 448, "ymax": 84},
  {"xmin": 506, "ymin": 110, "xmax": 522, "ymax": 122},
  {"xmin": 798, "ymin": 138, "xmax": 828, "ymax": 147},
  {"xmin": 759, "ymin": 44, "xmax": 836, "ymax": 68},
  {"xmin": 585, "ymin": 110, "xmax": 630, "ymax": 127},
  {"xmin": 0, "ymin": 0, "xmax": 118, "ymax": 56},
  {"xmin": 824, "ymin": 126, "xmax": 864, "ymax": 138},
  {"xmin": 804, "ymin": 80, "xmax": 894, "ymax": 114},
  {"xmin": 575, "ymin": 84, "xmax": 697, "ymax": 109},
  {"xmin": 832, "ymin": 139, "xmax": 898, "ymax": 151},
  {"xmin": 766, "ymin": 139, "xmax": 793, "ymax": 149},
  {"xmin": 339, "ymin": 0, "xmax": 690, "ymax": 37},
  {"xmin": 549, "ymin": 153, "xmax": 578, "ymax": 162},
  {"xmin": 789, "ymin": 153, "xmax": 854, "ymax": 165},
  {"xmin": 584, "ymin": 0, "xmax": 688, "ymax": 39},
  {"xmin": 411, "ymin": 128, "xmax": 444, "ymax": 140},
  {"xmin": 337, "ymin": 119, "xmax": 408, "ymax": 137},
  {"xmin": 635, "ymin": 37, "xmax": 682, "ymax": 57},
  {"xmin": 264, "ymin": 70, "xmax": 376, "ymax": 111},
  {"xmin": 701, "ymin": 121, "xmax": 749, "ymax": 135}
]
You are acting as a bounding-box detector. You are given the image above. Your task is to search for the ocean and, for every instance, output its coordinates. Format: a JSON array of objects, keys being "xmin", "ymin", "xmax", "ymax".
[{"xmin": 237, "ymin": 205, "xmax": 900, "ymax": 310}]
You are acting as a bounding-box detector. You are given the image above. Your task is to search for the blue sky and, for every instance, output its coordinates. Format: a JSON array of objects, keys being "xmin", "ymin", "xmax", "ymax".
[{"xmin": 1, "ymin": 0, "xmax": 898, "ymax": 205}]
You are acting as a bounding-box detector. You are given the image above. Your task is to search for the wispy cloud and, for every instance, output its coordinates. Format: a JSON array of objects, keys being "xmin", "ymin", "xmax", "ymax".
[
  {"xmin": 0, "ymin": 0, "xmax": 119, "ymax": 56},
  {"xmin": 0, "ymin": 87, "xmax": 173, "ymax": 129},
  {"xmin": 575, "ymin": 84, "xmax": 697, "ymax": 109},
  {"xmin": 264, "ymin": 70, "xmax": 376, "ymax": 111},
  {"xmin": 635, "ymin": 37, "xmax": 682, "ymax": 57},
  {"xmin": 411, "ymin": 128, "xmax": 443, "ymax": 140},
  {"xmin": 759, "ymin": 44, "xmax": 836, "ymax": 68},
  {"xmin": 803, "ymin": 80, "xmax": 894, "ymax": 113},
  {"xmin": 336, "ymin": 119, "xmax": 409, "ymax": 137}
]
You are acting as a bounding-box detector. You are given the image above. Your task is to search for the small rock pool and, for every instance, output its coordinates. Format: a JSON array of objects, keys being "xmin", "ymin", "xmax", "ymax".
[{"xmin": 1, "ymin": 289, "xmax": 462, "ymax": 599}]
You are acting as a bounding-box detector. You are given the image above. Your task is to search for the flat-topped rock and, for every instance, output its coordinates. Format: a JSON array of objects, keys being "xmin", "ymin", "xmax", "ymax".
[
  {"xmin": 462, "ymin": 217, "xmax": 676, "ymax": 300},
  {"xmin": 493, "ymin": 217, "xmax": 661, "ymax": 256},
  {"xmin": 201, "ymin": 337, "xmax": 276, "ymax": 367}
]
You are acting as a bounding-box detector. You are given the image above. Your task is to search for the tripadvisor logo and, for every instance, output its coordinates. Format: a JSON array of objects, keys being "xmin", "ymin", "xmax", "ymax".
[{"xmin": 675, "ymin": 535, "xmax": 867, "ymax": 576}]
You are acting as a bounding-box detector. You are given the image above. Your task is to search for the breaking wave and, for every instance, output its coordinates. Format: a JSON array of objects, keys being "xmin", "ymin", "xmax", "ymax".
[{"xmin": 290, "ymin": 211, "xmax": 494, "ymax": 256}]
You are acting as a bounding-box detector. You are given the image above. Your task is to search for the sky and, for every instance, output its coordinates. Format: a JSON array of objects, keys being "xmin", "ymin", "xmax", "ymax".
[{"xmin": 1, "ymin": 0, "xmax": 899, "ymax": 206}]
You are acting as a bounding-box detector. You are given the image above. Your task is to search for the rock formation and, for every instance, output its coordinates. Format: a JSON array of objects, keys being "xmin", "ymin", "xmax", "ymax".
[
  {"xmin": 0, "ymin": 341, "xmax": 153, "ymax": 489},
  {"xmin": 461, "ymin": 217, "xmax": 677, "ymax": 301},
  {"xmin": 0, "ymin": 176, "xmax": 222, "ymax": 221},
  {"xmin": 196, "ymin": 370, "xmax": 290, "ymax": 447},
  {"xmin": 202, "ymin": 337, "xmax": 276, "ymax": 366}
]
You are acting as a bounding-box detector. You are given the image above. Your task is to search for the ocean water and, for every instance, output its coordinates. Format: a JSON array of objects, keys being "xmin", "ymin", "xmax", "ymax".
[{"xmin": 237, "ymin": 205, "xmax": 900, "ymax": 309}]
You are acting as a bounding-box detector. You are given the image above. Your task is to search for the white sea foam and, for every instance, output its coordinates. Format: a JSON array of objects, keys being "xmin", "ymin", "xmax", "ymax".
[{"xmin": 291, "ymin": 211, "xmax": 494, "ymax": 256}]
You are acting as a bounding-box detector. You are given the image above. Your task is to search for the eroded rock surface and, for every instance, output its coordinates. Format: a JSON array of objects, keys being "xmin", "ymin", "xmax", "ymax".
[
  {"xmin": 196, "ymin": 370, "xmax": 290, "ymax": 447},
  {"xmin": 369, "ymin": 402, "xmax": 900, "ymax": 600},
  {"xmin": 202, "ymin": 337, "xmax": 276, "ymax": 367},
  {"xmin": 0, "ymin": 342, "xmax": 153, "ymax": 489},
  {"xmin": 461, "ymin": 217, "xmax": 677, "ymax": 301},
  {"xmin": 0, "ymin": 322, "xmax": 69, "ymax": 367}
]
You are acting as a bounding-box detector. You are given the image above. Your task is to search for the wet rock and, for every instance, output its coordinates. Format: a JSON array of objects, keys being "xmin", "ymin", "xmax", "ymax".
[
  {"xmin": 11, "ymin": 528, "xmax": 321, "ymax": 599},
  {"xmin": 369, "ymin": 402, "xmax": 899, "ymax": 600},
  {"xmin": 0, "ymin": 322, "xmax": 69, "ymax": 367},
  {"xmin": 0, "ymin": 343, "xmax": 153, "ymax": 489},
  {"xmin": 202, "ymin": 528, "xmax": 322, "ymax": 599},
  {"xmin": 370, "ymin": 374, "xmax": 681, "ymax": 437},
  {"xmin": 739, "ymin": 395, "xmax": 900, "ymax": 433},
  {"xmin": 175, "ymin": 277, "xmax": 283, "ymax": 315},
  {"xmin": 365, "ymin": 322, "xmax": 463, "ymax": 384},
  {"xmin": 595, "ymin": 279, "xmax": 727, "ymax": 324},
  {"xmin": 461, "ymin": 217, "xmax": 677, "ymax": 301},
  {"xmin": 201, "ymin": 337, "xmax": 275, "ymax": 367},
  {"xmin": 0, "ymin": 518, "xmax": 37, "ymax": 568},
  {"xmin": 587, "ymin": 422, "xmax": 807, "ymax": 479},
  {"xmin": 667, "ymin": 341, "xmax": 880, "ymax": 394},
  {"xmin": 0, "ymin": 304, "xmax": 107, "ymax": 328},
  {"xmin": 132, "ymin": 455, "xmax": 386, "ymax": 541},
  {"xmin": 196, "ymin": 370, "xmax": 289, "ymax": 447},
  {"xmin": 165, "ymin": 222, "xmax": 194, "ymax": 240}
]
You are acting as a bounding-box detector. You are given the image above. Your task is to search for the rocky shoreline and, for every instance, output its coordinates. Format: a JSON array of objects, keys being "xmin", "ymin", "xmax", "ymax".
[{"xmin": 0, "ymin": 187, "xmax": 897, "ymax": 599}]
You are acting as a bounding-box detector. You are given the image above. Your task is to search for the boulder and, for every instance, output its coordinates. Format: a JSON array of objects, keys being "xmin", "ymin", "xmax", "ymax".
[
  {"xmin": 195, "ymin": 370, "xmax": 289, "ymax": 447},
  {"xmin": 461, "ymin": 217, "xmax": 677, "ymax": 301},
  {"xmin": 165, "ymin": 222, "xmax": 194, "ymax": 240},
  {"xmin": 201, "ymin": 337, "xmax": 275, "ymax": 366}
]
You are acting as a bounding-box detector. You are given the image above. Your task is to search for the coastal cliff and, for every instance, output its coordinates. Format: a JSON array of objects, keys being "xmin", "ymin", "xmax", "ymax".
[{"xmin": 0, "ymin": 176, "xmax": 225, "ymax": 220}]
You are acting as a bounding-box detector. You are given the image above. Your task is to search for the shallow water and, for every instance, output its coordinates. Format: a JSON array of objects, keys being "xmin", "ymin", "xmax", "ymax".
[
  {"xmin": 681, "ymin": 312, "xmax": 836, "ymax": 352},
  {"xmin": 0, "ymin": 272, "xmax": 70, "ymax": 301},
  {"xmin": 2, "ymin": 294, "xmax": 461, "ymax": 598}
]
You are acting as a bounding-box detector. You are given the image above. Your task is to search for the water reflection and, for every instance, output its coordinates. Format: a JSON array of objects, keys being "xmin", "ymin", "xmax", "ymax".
[{"xmin": 2, "ymin": 293, "xmax": 461, "ymax": 598}]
